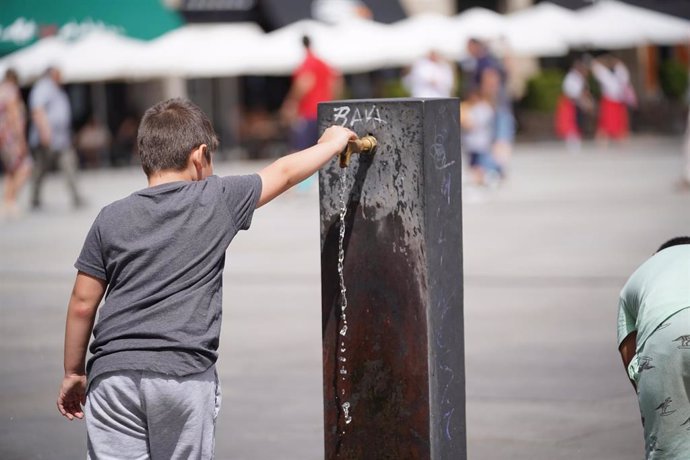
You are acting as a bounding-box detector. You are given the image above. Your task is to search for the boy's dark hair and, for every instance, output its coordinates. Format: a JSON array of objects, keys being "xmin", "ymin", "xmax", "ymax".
[
  {"xmin": 657, "ymin": 236, "xmax": 690, "ymax": 253},
  {"xmin": 137, "ymin": 98, "xmax": 219, "ymax": 176},
  {"xmin": 302, "ymin": 35, "xmax": 311, "ymax": 49}
]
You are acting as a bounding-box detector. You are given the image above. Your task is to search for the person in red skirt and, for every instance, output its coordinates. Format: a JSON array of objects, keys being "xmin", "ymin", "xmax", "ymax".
[
  {"xmin": 591, "ymin": 55, "xmax": 636, "ymax": 146},
  {"xmin": 555, "ymin": 58, "xmax": 594, "ymax": 152}
]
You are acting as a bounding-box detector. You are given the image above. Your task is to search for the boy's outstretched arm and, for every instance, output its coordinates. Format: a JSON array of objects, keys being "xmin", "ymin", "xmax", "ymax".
[
  {"xmin": 57, "ymin": 271, "xmax": 107, "ymax": 420},
  {"xmin": 257, "ymin": 125, "xmax": 356, "ymax": 207}
]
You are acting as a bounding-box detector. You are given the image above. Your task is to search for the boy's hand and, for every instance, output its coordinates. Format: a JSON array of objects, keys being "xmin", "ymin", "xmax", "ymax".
[
  {"xmin": 57, "ymin": 374, "xmax": 87, "ymax": 420},
  {"xmin": 318, "ymin": 126, "xmax": 357, "ymax": 153}
]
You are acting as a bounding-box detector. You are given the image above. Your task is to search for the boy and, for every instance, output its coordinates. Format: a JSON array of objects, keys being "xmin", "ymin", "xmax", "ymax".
[
  {"xmin": 56, "ymin": 98, "xmax": 356, "ymax": 459},
  {"xmin": 460, "ymin": 89, "xmax": 501, "ymax": 187},
  {"xmin": 617, "ymin": 237, "xmax": 690, "ymax": 459}
]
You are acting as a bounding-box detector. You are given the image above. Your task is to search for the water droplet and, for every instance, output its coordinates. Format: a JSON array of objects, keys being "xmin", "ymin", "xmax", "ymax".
[{"xmin": 342, "ymin": 402, "xmax": 352, "ymax": 424}]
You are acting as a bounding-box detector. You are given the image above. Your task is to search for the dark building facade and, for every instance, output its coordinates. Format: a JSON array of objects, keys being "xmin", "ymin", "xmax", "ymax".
[{"xmin": 179, "ymin": 0, "xmax": 407, "ymax": 29}]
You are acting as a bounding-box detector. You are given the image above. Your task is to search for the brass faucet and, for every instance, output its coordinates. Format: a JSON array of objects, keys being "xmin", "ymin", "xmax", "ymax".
[{"xmin": 340, "ymin": 135, "xmax": 377, "ymax": 168}]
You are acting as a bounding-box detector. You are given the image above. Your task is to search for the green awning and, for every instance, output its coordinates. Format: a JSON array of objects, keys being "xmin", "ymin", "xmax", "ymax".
[{"xmin": 0, "ymin": 0, "xmax": 183, "ymax": 56}]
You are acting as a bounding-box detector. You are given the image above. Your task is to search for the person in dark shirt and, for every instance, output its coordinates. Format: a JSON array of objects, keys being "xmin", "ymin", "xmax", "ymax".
[{"xmin": 56, "ymin": 98, "xmax": 356, "ymax": 459}]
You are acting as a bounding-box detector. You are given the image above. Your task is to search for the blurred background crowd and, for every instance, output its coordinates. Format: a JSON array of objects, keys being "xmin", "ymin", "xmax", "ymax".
[{"xmin": 0, "ymin": 0, "xmax": 689, "ymax": 213}]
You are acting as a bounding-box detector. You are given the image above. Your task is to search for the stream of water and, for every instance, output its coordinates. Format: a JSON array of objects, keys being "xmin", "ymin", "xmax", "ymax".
[{"xmin": 337, "ymin": 168, "xmax": 352, "ymax": 426}]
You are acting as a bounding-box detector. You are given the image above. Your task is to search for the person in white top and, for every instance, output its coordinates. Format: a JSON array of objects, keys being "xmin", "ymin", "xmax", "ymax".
[
  {"xmin": 591, "ymin": 55, "xmax": 635, "ymax": 145},
  {"xmin": 403, "ymin": 51, "xmax": 455, "ymax": 98},
  {"xmin": 461, "ymin": 88, "xmax": 502, "ymax": 187}
]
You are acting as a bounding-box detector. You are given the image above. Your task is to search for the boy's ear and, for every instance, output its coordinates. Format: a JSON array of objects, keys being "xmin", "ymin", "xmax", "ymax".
[
  {"xmin": 189, "ymin": 144, "xmax": 208, "ymax": 180},
  {"xmin": 190, "ymin": 144, "xmax": 206, "ymax": 164}
]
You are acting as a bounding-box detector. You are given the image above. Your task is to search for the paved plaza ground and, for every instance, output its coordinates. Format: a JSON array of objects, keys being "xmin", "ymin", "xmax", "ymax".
[{"xmin": 1, "ymin": 136, "xmax": 689, "ymax": 459}]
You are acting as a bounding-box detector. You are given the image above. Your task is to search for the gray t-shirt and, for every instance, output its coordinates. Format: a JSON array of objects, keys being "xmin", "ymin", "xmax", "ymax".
[
  {"xmin": 75, "ymin": 174, "xmax": 262, "ymax": 387},
  {"xmin": 28, "ymin": 76, "xmax": 72, "ymax": 151}
]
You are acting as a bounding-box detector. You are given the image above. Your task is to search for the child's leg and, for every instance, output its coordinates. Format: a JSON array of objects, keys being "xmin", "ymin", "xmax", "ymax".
[
  {"xmin": 143, "ymin": 366, "xmax": 221, "ymax": 460},
  {"xmin": 85, "ymin": 371, "xmax": 149, "ymax": 460},
  {"xmin": 468, "ymin": 152, "xmax": 484, "ymax": 185},
  {"xmin": 636, "ymin": 308, "xmax": 690, "ymax": 459}
]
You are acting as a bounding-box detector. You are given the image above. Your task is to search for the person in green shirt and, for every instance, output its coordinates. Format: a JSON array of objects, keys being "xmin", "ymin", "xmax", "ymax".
[{"xmin": 618, "ymin": 236, "xmax": 690, "ymax": 459}]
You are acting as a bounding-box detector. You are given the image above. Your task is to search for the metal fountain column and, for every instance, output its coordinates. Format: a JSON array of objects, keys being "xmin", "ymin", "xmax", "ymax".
[{"xmin": 318, "ymin": 98, "xmax": 466, "ymax": 459}]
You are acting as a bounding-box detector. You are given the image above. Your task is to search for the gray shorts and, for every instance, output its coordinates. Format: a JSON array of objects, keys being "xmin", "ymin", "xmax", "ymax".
[
  {"xmin": 85, "ymin": 365, "xmax": 221, "ymax": 460},
  {"xmin": 633, "ymin": 307, "xmax": 690, "ymax": 459}
]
